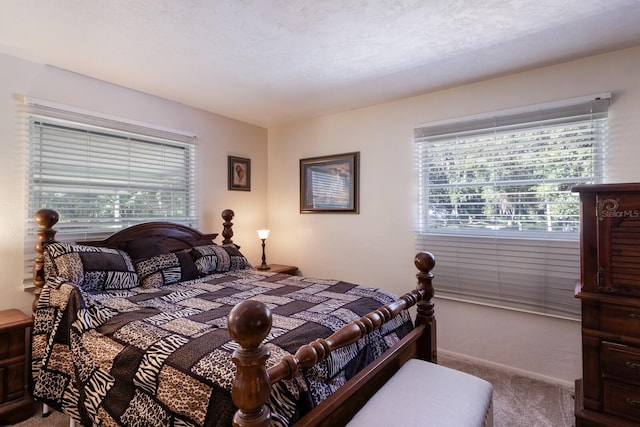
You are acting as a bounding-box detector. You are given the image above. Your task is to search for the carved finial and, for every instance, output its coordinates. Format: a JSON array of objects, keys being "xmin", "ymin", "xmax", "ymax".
[
  {"xmin": 415, "ymin": 251, "xmax": 435, "ymax": 300},
  {"xmin": 34, "ymin": 208, "xmax": 60, "ymax": 229},
  {"xmin": 222, "ymin": 209, "xmax": 235, "ymax": 245},
  {"xmin": 228, "ymin": 300, "xmax": 272, "ymax": 427},
  {"xmin": 228, "ymin": 299, "xmax": 271, "ymax": 347},
  {"xmin": 415, "ymin": 251, "xmax": 436, "ymax": 273}
]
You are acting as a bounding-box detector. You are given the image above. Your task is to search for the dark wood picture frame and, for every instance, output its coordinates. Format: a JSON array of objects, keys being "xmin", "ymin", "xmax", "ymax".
[
  {"xmin": 300, "ymin": 152, "xmax": 359, "ymax": 213},
  {"xmin": 228, "ymin": 156, "xmax": 251, "ymax": 191}
]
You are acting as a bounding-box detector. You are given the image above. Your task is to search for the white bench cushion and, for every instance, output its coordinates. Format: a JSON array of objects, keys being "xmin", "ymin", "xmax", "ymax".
[{"xmin": 347, "ymin": 359, "xmax": 493, "ymax": 427}]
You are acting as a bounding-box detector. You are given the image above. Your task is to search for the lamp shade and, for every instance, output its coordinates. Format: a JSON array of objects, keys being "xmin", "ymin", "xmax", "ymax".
[{"xmin": 257, "ymin": 229, "xmax": 270, "ymax": 240}]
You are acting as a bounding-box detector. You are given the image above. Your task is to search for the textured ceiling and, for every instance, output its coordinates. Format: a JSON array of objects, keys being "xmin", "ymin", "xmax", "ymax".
[{"xmin": 2, "ymin": 0, "xmax": 640, "ymax": 127}]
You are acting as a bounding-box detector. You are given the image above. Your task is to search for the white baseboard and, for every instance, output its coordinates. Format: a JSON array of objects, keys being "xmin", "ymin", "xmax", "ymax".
[{"xmin": 438, "ymin": 348, "xmax": 575, "ymax": 390}]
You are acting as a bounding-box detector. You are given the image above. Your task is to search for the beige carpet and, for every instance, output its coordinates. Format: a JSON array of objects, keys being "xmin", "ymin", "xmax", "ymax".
[
  {"xmin": 16, "ymin": 355, "xmax": 575, "ymax": 426},
  {"xmin": 11, "ymin": 404, "xmax": 67, "ymax": 427},
  {"xmin": 439, "ymin": 353, "xmax": 575, "ymax": 427}
]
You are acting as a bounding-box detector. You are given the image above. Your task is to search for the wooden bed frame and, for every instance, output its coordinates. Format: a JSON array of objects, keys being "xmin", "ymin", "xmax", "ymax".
[{"xmin": 31, "ymin": 208, "xmax": 437, "ymax": 427}]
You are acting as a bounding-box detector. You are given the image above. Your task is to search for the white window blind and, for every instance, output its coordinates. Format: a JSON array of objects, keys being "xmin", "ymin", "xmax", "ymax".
[
  {"xmin": 413, "ymin": 95, "xmax": 609, "ymax": 318},
  {"xmin": 23, "ymin": 99, "xmax": 198, "ymax": 285}
]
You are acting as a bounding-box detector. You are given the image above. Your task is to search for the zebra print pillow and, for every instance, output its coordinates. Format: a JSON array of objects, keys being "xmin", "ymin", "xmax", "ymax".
[
  {"xmin": 44, "ymin": 242, "xmax": 139, "ymax": 291},
  {"xmin": 134, "ymin": 251, "xmax": 199, "ymax": 288},
  {"xmin": 190, "ymin": 244, "xmax": 251, "ymax": 275}
]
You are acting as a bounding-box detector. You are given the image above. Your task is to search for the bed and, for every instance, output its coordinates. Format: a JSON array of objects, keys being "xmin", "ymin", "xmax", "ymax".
[{"xmin": 30, "ymin": 208, "xmax": 437, "ymax": 427}]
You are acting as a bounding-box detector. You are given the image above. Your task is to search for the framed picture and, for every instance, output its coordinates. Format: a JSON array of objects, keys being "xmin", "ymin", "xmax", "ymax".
[
  {"xmin": 300, "ymin": 152, "xmax": 359, "ymax": 213},
  {"xmin": 228, "ymin": 156, "xmax": 251, "ymax": 191}
]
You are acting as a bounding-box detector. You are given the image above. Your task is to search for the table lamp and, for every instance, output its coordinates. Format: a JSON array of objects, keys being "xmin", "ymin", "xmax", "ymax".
[{"xmin": 256, "ymin": 229, "xmax": 270, "ymax": 270}]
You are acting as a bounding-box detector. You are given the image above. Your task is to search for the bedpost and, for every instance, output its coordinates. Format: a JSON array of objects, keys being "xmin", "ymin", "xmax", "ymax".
[
  {"xmin": 32, "ymin": 208, "xmax": 60, "ymax": 312},
  {"xmin": 414, "ymin": 251, "xmax": 437, "ymax": 363},
  {"xmin": 222, "ymin": 209, "xmax": 235, "ymax": 245},
  {"xmin": 227, "ymin": 299, "xmax": 272, "ymax": 427}
]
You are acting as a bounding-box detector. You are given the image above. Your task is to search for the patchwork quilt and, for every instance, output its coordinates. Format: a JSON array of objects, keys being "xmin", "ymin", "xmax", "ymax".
[{"xmin": 31, "ymin": 269, "xmax": 413, "ymax": 426}]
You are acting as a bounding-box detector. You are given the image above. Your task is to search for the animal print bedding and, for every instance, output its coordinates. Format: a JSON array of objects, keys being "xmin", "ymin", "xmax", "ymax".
[{"xmin": 31, "ymin": 269, "xmax": 413, "ymax": 426}]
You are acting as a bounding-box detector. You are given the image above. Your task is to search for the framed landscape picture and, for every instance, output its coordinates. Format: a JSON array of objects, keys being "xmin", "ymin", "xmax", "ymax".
[
  {"xmin": 228, "ymin": 156, "xmax": 251, "ymax": 191},
  {"xmin": 300, "ymin": 152, "xmax": 359, "ymax": 213}
]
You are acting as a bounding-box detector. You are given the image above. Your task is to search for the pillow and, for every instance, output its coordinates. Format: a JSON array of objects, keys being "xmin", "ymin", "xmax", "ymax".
[
  {"xmin": 190, "ymin": 244, "xmax": 251, "ymax": 275},
  {"xmin": 44, "ymin": 242, "xmax": 139, "ymax": 291},
  {"xmin": 135, "ymin": 251, "xmax": 199, "ymax": 288}
]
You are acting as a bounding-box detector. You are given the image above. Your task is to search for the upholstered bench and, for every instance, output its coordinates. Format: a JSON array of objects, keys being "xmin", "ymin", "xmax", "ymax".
[{"xmin": 347, "ymin": 359, "xmax": 493, "ymax": 427}]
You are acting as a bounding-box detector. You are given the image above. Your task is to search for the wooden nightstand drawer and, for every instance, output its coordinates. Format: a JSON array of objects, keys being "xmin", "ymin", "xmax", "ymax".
[
  {"xmin": 0, "ymin": 309, "xmax": 34, "ymax": 424},
  {"xmin": 0, "ymin": 361, "xmax": 27, "ymax": 402},
  {"xmin": 0, "ymin": 328, "xmax": 27, "ymax": 360}
]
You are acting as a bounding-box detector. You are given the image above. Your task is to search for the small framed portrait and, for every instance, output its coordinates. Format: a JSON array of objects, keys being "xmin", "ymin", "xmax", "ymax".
[
  {"xmin": 300, "ymin": 152, "xmax": 359, "ymax": 213},
  {"xmin": 228, "ymin": 156, "xmax": 251, "ymax": 191}
]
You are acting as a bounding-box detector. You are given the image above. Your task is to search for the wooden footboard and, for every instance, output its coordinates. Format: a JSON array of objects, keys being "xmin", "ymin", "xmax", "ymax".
[{"xmin": 227, "ymin": 252, "xmax": 437, "ymax": 427}]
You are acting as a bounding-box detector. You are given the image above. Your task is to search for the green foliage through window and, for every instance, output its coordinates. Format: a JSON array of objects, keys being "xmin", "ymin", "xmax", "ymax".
[
  {"xmin": 415, "ymin": 99, "xmax": 608, "ymax": 238},
  {"xmin": 413, "ymin": 95, "xmax": 609, "ymax": 318}
]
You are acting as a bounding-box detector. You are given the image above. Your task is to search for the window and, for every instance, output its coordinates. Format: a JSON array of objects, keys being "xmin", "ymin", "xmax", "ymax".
[
  {"xmin": 23, "ymin": 99, "xmax": 197, "ymax": 284},
  {"xmin": 413, "ymin": 95, "xmax": 609, "ymax": 318}
]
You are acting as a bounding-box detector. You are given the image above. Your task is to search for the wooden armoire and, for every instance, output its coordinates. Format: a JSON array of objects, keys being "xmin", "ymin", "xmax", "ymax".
[{"xmin": 574, "ymin": 183, "xmax": 640, "ymax": 426}]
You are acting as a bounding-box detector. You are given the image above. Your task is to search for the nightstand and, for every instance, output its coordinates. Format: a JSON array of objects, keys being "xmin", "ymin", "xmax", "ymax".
[
  {"xmin": 0, "ymin": 309, "xmax": 34, "ymax": 424},
  {"xmin": 255, "ymin": 264, "xmax": 299, "ymax": 275}
]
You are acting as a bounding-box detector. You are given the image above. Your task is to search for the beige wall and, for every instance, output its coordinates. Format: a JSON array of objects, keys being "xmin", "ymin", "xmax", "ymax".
[
  {"xmin": 0, "ymin": 53, "xmax": 268, "ymax": 315},
  {"xmin": 267, "ymin": 45, "xmax": 640, "ymax": 384}
]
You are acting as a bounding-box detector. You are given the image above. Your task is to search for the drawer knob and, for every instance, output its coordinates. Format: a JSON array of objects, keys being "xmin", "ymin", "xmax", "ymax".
[
  {"xmin": 627, "ymin": 361, "xmax": 640, "ymax": 373},
  {"xmin": 627, "ymin": 398, "xmax": 640, "ymax": 409},
  {"xmin": 630, "ymin": 314, "xmax": 640, "ymax": 319}
]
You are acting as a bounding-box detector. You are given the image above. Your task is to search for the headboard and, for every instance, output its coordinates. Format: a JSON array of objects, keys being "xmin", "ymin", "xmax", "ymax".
[
  {"xmin": 31, "ymin": 208, "xmax": 236, "ymax": 310},
  {"xmin": 77, "ymin": 222, "xmax": 219, "ymax": 251}
]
